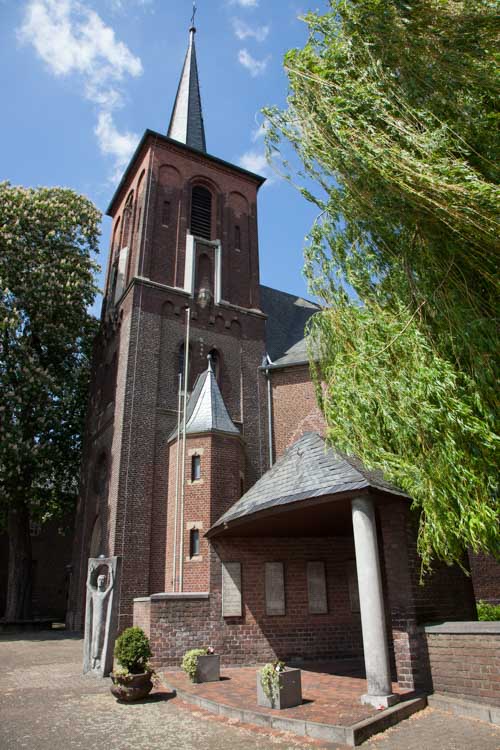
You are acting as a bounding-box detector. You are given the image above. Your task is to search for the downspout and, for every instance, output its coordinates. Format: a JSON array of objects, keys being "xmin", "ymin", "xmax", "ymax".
[{"xmin": 264, "ymin": 355, "xmax": 274, "ymax": 468}]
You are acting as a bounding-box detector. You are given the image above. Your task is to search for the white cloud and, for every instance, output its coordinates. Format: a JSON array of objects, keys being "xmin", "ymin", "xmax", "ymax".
[
  {"xmin": 18, "ymin": 0, "xmax": 142, "ymax": 180},
  {"xmin": 239, "ymin": 149, "xmax": 276, "ymax": 186},
  {"xmin": 95, "ymin": 112, "xmax": 138, "ymax": 181},
  {"xmin": 238, "ymin": 49, "xmax": 269, "ymax": 77},
  {"xmin": 252, "ymin": 120, "xmax": 269, "ymax": 142},
  {"xmin": 232, "ymin": 18, "xmax": 269, "ymax": 42},
  {"xmin": 229, "ymin": 0, "xmax": 259, "ymax": 7}
]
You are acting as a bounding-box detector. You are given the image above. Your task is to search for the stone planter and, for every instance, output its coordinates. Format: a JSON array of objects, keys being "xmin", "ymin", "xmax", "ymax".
[
  {"xmin": 257, "ymin": 667, "xmax": 302, "ymax": 710},
  {"xmin": 195, "ymin": 654, "xmax": 220, "ymax": 683},
  {"xmin": 110, "ymin": 670, "xmax": 153, "ymax": 702}
]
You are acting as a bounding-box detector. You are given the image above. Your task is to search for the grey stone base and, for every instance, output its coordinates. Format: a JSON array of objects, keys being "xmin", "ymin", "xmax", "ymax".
[
  {"xmin": 195, "ymin": 655, "xmax": 220, "ymax": 683},
  {"xmin": 256, "ymin": 668, "xmax": 302, "ymax": 710},
  {"xmin": 427, "ymin": 693, "xmax": 500, "ymax": 726},
  {"xmin": 361, "ymin": 692, "xmax": 400, "ymax": 709},
  {"xmin": 162, "ymin": 676, "xmax": 427, "ymax": 747}
]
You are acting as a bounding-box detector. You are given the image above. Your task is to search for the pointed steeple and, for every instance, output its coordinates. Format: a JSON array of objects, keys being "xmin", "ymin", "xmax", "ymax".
[
  {"xmin": 167, "ymin": 17, "xmax": 207, "ymax": 153},
  {"xmin": 169, "ymin": 358, "xmax": 239, "ymax": 441}
]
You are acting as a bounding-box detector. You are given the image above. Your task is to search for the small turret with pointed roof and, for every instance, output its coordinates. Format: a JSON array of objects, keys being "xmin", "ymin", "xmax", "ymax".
[
  {"xmin": 169, "ymin": 356, "xmax": 239, "ymax": 441},
  {"xmin": 167, "ymin": 4, "xmax": 207, "ymax": 152}
]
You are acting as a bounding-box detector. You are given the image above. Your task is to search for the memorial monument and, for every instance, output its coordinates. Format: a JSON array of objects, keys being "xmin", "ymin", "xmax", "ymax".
[{"xmin": 83, "ymin": 556, "xmax": 120, "ymax": 677}]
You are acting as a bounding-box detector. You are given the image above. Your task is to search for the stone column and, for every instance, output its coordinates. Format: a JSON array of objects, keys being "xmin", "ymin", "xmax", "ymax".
[{"xmin": 351, "ymin": 496, "xmax": 398, "ymax": 708}]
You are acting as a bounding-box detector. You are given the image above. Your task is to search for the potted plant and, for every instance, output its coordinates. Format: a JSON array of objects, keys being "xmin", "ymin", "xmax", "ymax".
[
  {"xmin": 181, "ymin": 645, "xmax": 220, "ymax": 683},
  {"xmin": 110, "ymin": 626, "xmax": 154, "ymax": 702},
  {"xmin": 257, "ymin": 660, "xmax": 302, "ymax": 709}
]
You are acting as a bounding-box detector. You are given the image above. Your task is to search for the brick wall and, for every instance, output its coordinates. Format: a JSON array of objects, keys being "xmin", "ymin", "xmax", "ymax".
[
  {"xmin": 424, "ymin": 623, "xmax": 500, "ymax": 706},
  {"xmin": 379, "ymin": 500, "xmax": 476, "ymax": 691},
  {"xmin": 270, "ymin": 365, "xmax": 325, "ymax": 461},
  {"xmin": 136, "ymin": 536, "xmax": 364, "ymax": 668},
  {"xmin": 469, "ymin": 552, "xmax": 500, "ymax": 604}
]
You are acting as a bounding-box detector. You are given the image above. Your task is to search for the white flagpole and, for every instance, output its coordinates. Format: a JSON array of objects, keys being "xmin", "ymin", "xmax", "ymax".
[
  {"xmin": 172, "ymin": 372, "xmax": 183, "ymax": 591},
  {"xmin": 178, "ymin": 307, "xmax": 191, "ymax": 591}
]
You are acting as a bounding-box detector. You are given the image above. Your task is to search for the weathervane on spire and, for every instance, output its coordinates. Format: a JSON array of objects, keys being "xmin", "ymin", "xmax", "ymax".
[{"xmin": 190, "ymin": 2, "xmax": 197, "ymax": 31}]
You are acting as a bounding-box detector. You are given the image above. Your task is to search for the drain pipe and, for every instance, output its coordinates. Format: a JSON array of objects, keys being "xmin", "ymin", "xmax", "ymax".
[{"xmin": 264, "ymin": 355, "xmax": 274, "ymax": 469}]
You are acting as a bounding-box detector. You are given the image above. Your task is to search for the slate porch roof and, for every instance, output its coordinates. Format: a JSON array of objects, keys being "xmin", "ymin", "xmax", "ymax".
[{"xmin": 209, "ymin": 432, "xmax": 409, "ymax": 534}]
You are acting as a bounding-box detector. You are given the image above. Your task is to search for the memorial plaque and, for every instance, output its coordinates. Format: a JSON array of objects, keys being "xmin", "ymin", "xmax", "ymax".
[
  {"xmin": 348, "ymin": 564, "xmax": 360, "ymax": 613},
  {"xmin": 222, "ymin": 562, "xmax": 242, "ymax": 617},
  {"xmin": 307, "ymin": 561, "xmax": 328, "ymax": 614},
  {"xmin": 265, "ymin": 562, "xmax": 285, "ymax": 616}
]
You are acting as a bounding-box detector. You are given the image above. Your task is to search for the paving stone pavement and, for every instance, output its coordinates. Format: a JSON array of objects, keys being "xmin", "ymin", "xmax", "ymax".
[{"xmin": 1, "ymin": 632, "xmax": 499, "ymax": 750}]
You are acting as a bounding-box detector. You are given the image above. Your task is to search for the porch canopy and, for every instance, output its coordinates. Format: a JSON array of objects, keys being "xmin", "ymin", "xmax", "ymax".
[
  {"xmin": 207, "ymin": 432, "xmax": 409, "ymax": 539},
  {"xmin": 208, "ymin": 431, "xmax": 412, "ymax": 710}
]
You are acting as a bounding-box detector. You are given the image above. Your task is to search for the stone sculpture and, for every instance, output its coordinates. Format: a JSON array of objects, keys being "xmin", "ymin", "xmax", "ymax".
[{"xmin": 83, "ymin": 556, "xmax": 120, "ymax": 677}]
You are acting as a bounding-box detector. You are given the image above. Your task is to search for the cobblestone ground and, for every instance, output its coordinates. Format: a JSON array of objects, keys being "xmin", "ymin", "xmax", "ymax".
[{"xmin": 1, "ymin": 633, "xmax": 499, "ymax": 750}]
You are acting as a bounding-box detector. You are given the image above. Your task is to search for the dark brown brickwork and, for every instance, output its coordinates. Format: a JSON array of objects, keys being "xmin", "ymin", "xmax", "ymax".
[
  {"xmin": 469, "ymin": 552, "xmax": 500, "ymax": 604},
  {"xmin": 68, "ymin": 133, "xmax": 269, "ymax": 632},
  {"xmin": 425, "ymin": 631, "xmax": 500, "ymax": 706},
  {"xmin": 379, "ymin": 501, "xmax": 476, "ymax": 691}
]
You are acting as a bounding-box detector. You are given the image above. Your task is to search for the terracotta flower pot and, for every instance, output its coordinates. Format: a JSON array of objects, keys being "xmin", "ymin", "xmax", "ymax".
[{"xmin": 110, "ymin": 670, "xmax": 153, "ymax": 702}]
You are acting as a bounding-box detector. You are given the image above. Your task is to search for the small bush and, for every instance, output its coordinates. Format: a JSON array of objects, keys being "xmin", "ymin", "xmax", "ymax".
[
  {"xmin": 114, "ymin": 627, "xmax": 152, "ymax": 674},
  {"xmin": 181, "ymin": 648, "xmax": 209, "ymax": 682},
  {"xmin": 477, "ymin": 600, "xmax": 500, "ymax": 621}
]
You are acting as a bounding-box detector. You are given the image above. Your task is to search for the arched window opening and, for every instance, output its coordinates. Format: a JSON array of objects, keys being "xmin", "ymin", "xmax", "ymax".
[
  {"xmin": 191, "ymin": 186, "xmax": 212, "ymax": 239},
  {"xmin": 162, "ymin": 200, "xmax": 171, "ymax": 226},
  {"xmin": 177, "ymin": 342, "xmax": 193, "ymax": 389},
  {"xmin": 121, "ymin": 192, "xmax": 134, "ymax": 248},
  {"xmin": 189, "ymin": 529, "xmax": 200, "ymax": 558},
  {"xmin": 208, "ymin": 348, "xmax": 220, "ymax": 381},
  {"xmin": 235, "ymin": 225, "xmax": 241, "ymax": 250},
  {"xmin": 191, "ymin": 454, "xmax": 201, "ymax": 482}
]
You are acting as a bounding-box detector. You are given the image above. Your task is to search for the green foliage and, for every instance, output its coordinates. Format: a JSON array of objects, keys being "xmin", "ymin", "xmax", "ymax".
[
  {"xmin": 114, "ymin": 627, "xmax": 152, "ymax": 674},
  {"xmin": 259, "ymin": 660, "xmax": 285, "ymax": 706},
  {"xmin": 476, "ymin": 600, "xmax": 500, "ymax": 621},
  {"xmin": 264, "ymin": 0, "xmax": 499, "ymax": 571},
  {"xmin": 0, "ymin": 181, "xmax": 100, "ymax": 528},
  {"xmin": 181, "ymin": 648, "xmax": 209, "ymax": 682}
]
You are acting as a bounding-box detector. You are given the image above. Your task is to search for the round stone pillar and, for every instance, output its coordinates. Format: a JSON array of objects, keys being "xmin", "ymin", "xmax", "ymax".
[{"xmin": 351, "ymin": 496, "xmax": 398, "ymax": 708}]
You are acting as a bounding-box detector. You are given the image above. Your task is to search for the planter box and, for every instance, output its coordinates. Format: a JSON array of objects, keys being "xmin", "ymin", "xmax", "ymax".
[
  {"xmin": 195, "ymin": 654, "xmax": 220, "ymax": 683},
  {"xmin": 257, "ymin": 667, "xmax": 302, "ymax": 710}
]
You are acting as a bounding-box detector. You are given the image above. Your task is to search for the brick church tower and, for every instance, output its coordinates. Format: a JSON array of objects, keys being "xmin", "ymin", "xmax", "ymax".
[{"xmin": 68, "ymin": 22, "xmax": 269, "ymax": 631}]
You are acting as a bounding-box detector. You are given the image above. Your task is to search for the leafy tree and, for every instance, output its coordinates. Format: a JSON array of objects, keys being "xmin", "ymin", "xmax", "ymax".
[
  {"xmin": 264, "ymin": 0, "xmax": 499, "ymax": 571},
  {"xmin": 0, "ymin": 182, "xmax": 100, "ymax": 619}
]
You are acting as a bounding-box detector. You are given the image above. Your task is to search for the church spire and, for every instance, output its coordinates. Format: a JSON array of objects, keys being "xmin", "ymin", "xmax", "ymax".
[{"xmin": 167, "ymin": 8, "xmax": 207, "ymax": 153}]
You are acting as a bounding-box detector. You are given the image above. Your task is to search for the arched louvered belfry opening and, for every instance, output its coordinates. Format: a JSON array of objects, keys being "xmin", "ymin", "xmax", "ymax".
[{"xmin": 190, "ymin": 185, "xmax": 212, "ymax": 239}]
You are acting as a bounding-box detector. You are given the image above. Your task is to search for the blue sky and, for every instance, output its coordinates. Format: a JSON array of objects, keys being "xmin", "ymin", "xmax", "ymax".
[{"xmin": 1, "ymin": 0, "xmax": 326, "ymax": 312}]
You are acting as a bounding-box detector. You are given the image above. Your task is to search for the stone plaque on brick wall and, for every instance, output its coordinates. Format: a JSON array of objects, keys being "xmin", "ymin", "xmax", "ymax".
[
  {"xmin": 222, "ymin": 562, "xmax": 242, "ymax": 617},
  {"xmin": 265, "ymin": 562, "xmax": 285, "ymax": 616},
  {"xmin": 307, "ymin": 561, "xmax": 328, "ymax": 614}
]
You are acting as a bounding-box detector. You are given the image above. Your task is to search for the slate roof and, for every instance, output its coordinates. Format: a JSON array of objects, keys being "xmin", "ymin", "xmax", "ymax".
[
  {"xmin": 259, "ymin": 285, "xmax": 320, "ymax": 368},
  {"xmin": 167, "ymin": 27, "xmax": 207, "ymax": 153},
  {"xmin": 169, "ymin": 363, "xmax": 239, "ymax": 442},
  {"xmin": 209, "ymin": 432, "xmax": 408, "ymax": 533}
]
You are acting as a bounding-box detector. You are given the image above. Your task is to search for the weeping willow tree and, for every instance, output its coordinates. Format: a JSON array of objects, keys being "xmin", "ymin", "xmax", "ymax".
[{"xmin": 264, "ymin": 0, "xmax": 499, "ymax": 572}]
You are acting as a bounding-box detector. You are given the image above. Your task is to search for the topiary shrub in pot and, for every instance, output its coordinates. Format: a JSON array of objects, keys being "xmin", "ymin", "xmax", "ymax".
[{"xmin": 110, "ymin": 627, "xmax": 154, "ymax": 702}]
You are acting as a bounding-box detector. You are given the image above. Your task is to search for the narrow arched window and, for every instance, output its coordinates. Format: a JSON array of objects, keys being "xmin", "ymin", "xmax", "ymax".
[
  {"xmin": 208, "ymin": 348, "xmax": 220, "ymax": 381},
  {"xmin": 189, "ymin": 529, "xmax": 200, "ymax": 558},
  {"xmin": 191, "ymin": 186, "xmax": 212, "ymax": 239},
  {"xmin": 121, "ymin": 192, "xmax": 134, "ymax": 248},
  {"xmin": 191, "ymin": 454, "xmax": 201, "ymax": 482}
]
